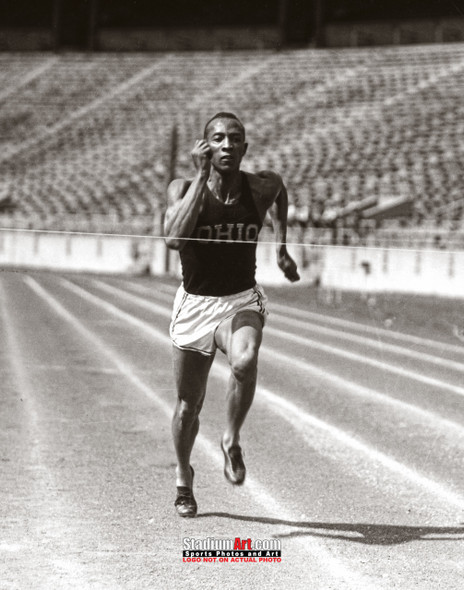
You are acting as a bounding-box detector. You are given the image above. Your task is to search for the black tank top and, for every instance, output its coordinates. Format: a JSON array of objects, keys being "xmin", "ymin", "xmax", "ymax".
[{"xmin": 179, "ymin": 172, "xmax": 263, "ymax": 296}]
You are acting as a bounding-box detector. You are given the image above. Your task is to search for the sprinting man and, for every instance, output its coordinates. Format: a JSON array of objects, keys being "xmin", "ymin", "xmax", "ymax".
[{"xmin": 164, "ymin": 112, "xmax": 300, "ymax": 517}]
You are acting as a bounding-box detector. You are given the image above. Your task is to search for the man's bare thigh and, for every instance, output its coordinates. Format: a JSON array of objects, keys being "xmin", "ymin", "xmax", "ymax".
[
  {"xmin": 172, "ymin": 346, "xmax": 215, "ymax": 403},
  {"xmin": 214, "ymin": 310, "xmax": 263, "ymax": 359}
]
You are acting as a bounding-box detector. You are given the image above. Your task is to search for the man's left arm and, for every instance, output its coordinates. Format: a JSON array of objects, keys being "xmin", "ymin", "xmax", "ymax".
[{"xmin": 267, "ymin": 177, "xmax": 300, "ymax": 282}]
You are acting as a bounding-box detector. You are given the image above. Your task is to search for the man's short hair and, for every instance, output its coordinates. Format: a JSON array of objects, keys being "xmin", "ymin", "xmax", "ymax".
[{"xmin": 203, "ymin": 112, "xmax": 245, "ymax": 139}]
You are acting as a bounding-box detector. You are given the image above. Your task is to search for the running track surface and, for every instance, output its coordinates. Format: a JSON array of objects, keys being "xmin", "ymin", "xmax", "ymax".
[{"xmin": 1, "ymin": 270, "xmax": 463, "ymax": 590}]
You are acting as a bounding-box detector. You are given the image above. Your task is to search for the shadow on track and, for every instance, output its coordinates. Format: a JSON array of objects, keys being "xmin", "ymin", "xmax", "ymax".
[{"xmin": 198, "ymin": 513, "xmax": 464, "ymax": 545}]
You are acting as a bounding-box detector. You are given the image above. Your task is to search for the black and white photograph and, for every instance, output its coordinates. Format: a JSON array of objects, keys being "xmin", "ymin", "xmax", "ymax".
[{"xmin": 1, "ymin": 1, "xmax": 464, "ymax": 588}]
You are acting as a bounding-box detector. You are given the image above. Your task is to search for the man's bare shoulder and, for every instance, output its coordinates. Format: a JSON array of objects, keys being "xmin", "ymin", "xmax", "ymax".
[
  {"xmin": 243, "ymin": 171, "xmax": 285, "ymax": 219},
  {"xmin": 244, "ymin": 170, "xmax": 283, "ymax": 198}
]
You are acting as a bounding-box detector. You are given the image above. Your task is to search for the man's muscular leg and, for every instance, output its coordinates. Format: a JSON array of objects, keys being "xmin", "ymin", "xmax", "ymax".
[
  {"xmin": 172, "ymin": 347, "xmax": 215, "ymax": 487},
  {"xmin": 215, "ymin": 310, "xmax": 263, "ymax": 483}
]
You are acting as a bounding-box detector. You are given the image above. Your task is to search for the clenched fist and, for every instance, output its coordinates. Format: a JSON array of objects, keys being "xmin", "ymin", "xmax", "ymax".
[
  {"xmin": 191, "ymin": 139, "xmax": 212, "ymax": 176},
  {"xmin": 278, "ymin": 249, "xmax": 300, "ymax": 282}
]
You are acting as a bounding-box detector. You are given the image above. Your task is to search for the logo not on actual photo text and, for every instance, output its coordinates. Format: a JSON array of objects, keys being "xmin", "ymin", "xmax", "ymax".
[{"xmin": 182, "ymin": 537, "xmax": 282, "ymax": 563}]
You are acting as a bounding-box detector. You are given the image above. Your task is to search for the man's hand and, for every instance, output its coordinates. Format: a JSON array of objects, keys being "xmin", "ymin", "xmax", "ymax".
[
  {"xmin": 191, "ymin": 139, "xmax": 212, "ymax": 177},
  {"xmin": 278, "ymin": 249, "xmax": 300, "ymax": 282}
]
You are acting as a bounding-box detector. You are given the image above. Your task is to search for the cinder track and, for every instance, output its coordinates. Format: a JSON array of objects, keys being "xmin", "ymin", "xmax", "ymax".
[{"xmin": 1, "ymin": 270, "xmax": 463, "ymax": 590}]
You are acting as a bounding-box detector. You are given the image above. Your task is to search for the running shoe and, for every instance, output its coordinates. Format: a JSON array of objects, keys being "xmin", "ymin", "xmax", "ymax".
[
  {"xmin": 174, "ymin": 466, "xmax": 197, "ymax": 517},
  {"xmin": 221, "ymin": 441, "xmax": 246, "ymax": 485}
]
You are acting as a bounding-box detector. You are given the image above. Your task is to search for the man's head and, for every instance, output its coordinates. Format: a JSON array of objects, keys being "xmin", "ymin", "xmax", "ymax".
[
  {"xmin": 203, "ymin": 112, "xmax": 245, "ymax": 140},
  {"xmin": 203, "ymin": 112, "xmax": 247, "ymax": 173}
]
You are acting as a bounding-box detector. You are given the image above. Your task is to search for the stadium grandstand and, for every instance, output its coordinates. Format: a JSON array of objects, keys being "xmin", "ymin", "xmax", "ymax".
[{"xmin": 0, "ymin": 1, "xmax": 464, "ymax": 251}]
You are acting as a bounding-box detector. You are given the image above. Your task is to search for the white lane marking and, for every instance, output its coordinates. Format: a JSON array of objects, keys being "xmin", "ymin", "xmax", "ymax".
[
  {"xmin": 24, "ymin": 276, "xmax": 377, "ymax": 590},
  {"xmin": 114, "ymin": 280, "xmax": 174, "ymax": 304},
  {"xmin": 0, "ymin": 281, "xmax": 40, "ymax": 429},
  {"xmin": 24, "ymin": 277, "xmax": 174, "ymax": 414},
  {"xmin": 0, "ymin": 281, "xmax": 101, "ymax": 588},
  {"xmin": 116, "ymin": 278, "xmax": 464, "ymax": 376},
  {"xmin": 270, "ymin": 301, "xmax": 464, "ymax": 357},
  {"xmin": 114, "ymin": 277, "xmax": 464, "ymax": 357},
  {"xmin": 271, "ymin": 313, "xmax": 464, "ymax": 373},
  {"xmin": 90, "ymin": 278, "xmax": 173, "ymax": 316},
  {"xmin": 265, "ymin": 325, "xmax": 464, "ymax": 398},
  {"xmin": 258, "ymin": 347, "xmax": 464, "ymax": 440},
  {"xmin": 89, "ymin": 278, "xmax": 464, "ymax": 436},
  {"xmin": 0, "ymin": 543, "xmax": 23, "ymax": 552},
  {"xmin": 58, "ymin": 277, "xmax": 464, "ymax": 511},
  {"xmin": 254, "ymin": 381, "xmax": 464, "ymax": 512}
]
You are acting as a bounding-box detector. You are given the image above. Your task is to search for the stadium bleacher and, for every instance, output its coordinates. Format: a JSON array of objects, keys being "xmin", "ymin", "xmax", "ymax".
[{"xmin": 0, "ymin": 44, "xmax": 463, "ymax": 242}]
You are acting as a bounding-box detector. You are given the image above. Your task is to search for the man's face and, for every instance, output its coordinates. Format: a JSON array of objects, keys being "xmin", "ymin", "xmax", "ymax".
[{"xmin": 205, "ymin": 118, "xmax": 248, "ymax": 173}]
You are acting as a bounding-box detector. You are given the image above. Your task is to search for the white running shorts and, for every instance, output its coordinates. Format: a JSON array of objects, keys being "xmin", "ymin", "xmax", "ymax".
[{"xmin": 170, "ymin": 284, "xmax": 269, "ymax": 356}]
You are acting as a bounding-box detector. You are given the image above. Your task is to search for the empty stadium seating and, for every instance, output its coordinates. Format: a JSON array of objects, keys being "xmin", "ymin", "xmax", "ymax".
[{"xmin": 0, "ymin": 44, "xmax": 463, "ymax": 241}]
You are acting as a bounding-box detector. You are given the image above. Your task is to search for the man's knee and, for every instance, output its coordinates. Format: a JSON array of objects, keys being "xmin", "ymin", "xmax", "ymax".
[
  {"xmin": 230, "ymin": 345, "xmax": 259, "ymax": 383},
  {"xmin": 175, "ymin": 398, "xmax": 202, "ymax": 425}
]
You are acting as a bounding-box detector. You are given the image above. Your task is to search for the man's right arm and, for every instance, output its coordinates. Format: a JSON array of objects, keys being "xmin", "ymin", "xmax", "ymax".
[{"xmin": 164, "ymin": 139, "xmax": 211, "ymax": 251}]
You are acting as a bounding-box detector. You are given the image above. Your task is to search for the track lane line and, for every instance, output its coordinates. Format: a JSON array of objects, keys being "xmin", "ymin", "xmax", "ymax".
[
  {"xmin": 115, "ymin": 280, "xmax": 174, "ymax": 304},
  {"xmin": 135, "ymin": 279, "xmax": 464, "ymax": 357},
  {"xmin": 56, "ymin": 277, "xmax": 464, "ymax": 512},
  {"xmin": 23, "ymin": 276, "xmax": 379, "ymax": 590},
  {"xmin": 264, "ymin": 325, "xmax": 464, "ymax": 398},
  {"xmin": 271, "ymin": 313, "xmax": 464, "ymax": 373},
  {"xmin": 258, "ymin": 346, "xmax": 464, "ymax": 440},
  {"xmin": 270, "ymin": 301, "xmax": 464, "ymax": 357},
  {"xmin": 0, "ymin": 280, "xmax": 109, "ymax": 589},
  {"xmin": 88, "ymin": 278, "xmax": 464, "ymax": 437},
  {"xmin": 106, "ymin": 278, "xmax": 464, "ymax": 383}
]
